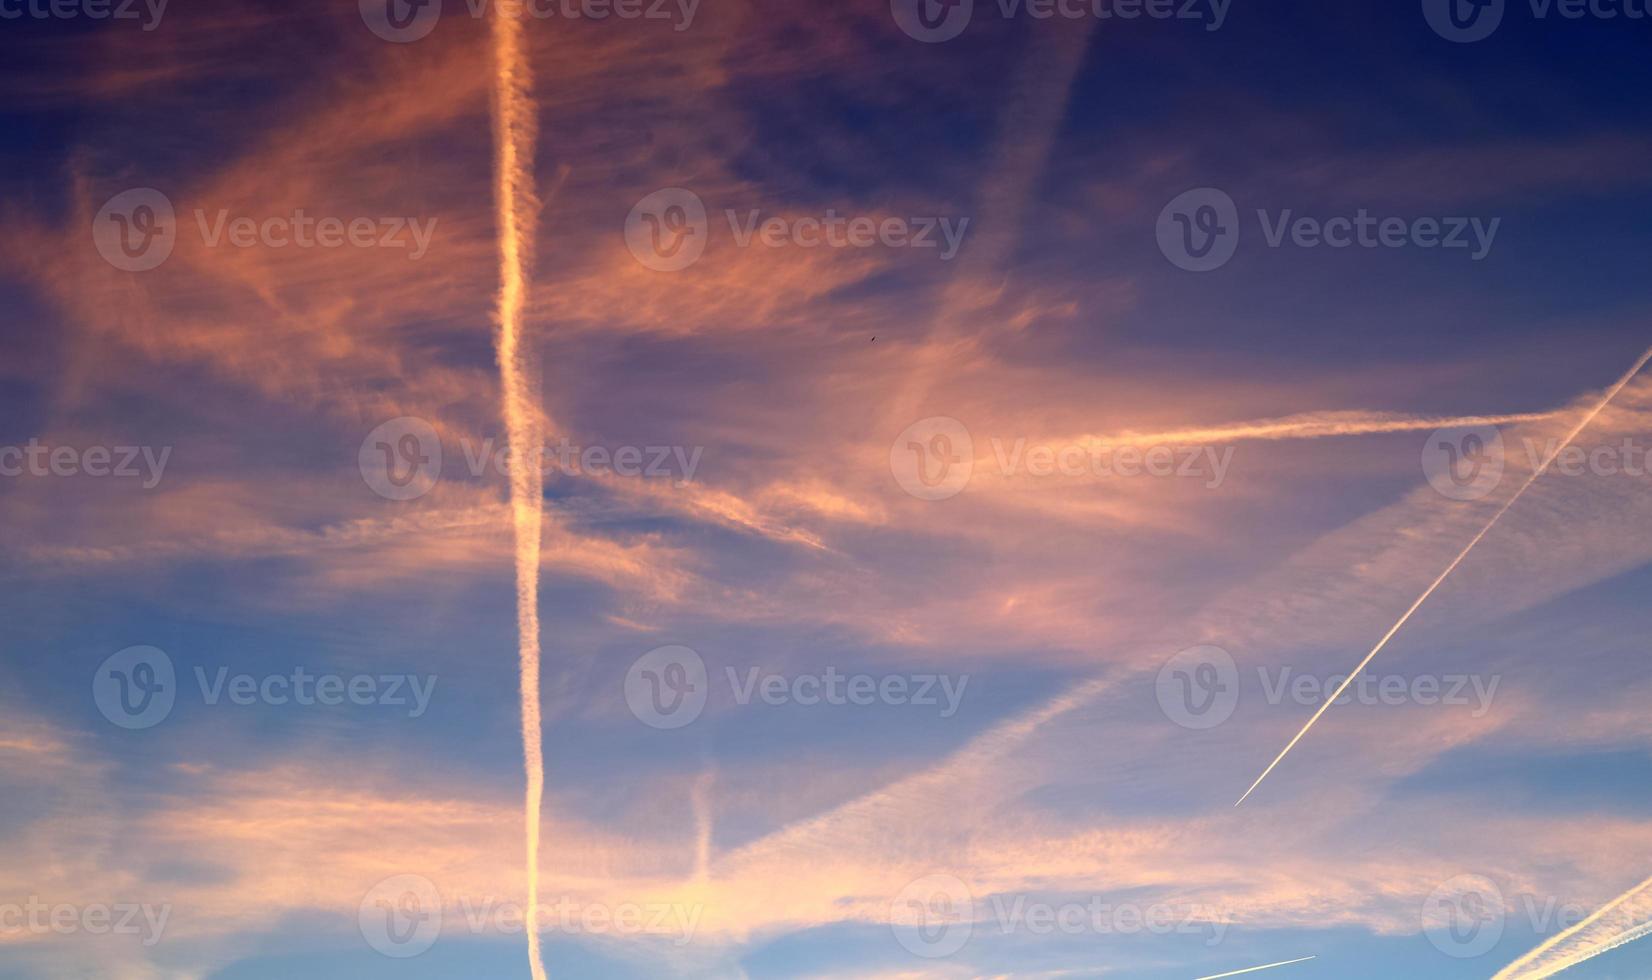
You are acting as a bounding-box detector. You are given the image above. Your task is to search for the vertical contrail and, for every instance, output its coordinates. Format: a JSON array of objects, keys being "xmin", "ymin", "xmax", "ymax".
[
  {"xmin": 1235, "ymin": 345, "xmax": 1652, "ymax": 807},
  {"xmin": 692, "ymin": 767, "xmax": 715, "ymax": 882},
  {"xmin": 488, "ymin": 5, "xmax": 547, "ymax": 979}
]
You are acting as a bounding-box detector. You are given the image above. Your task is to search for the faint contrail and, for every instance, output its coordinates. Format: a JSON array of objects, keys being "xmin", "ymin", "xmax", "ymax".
[
  {"xmin": 488, "ymin": 5, "xmax": 547, "ymax": 979},
  {"xmin": 1193, "ymin": 955, "xmax": 1316, "ymax": 980},
  {"xmin": 1491, "ymin": 873, "xmax": 1652, "ymax": 979},
  {"xmin": 1235, "ymin": 345, "xmax": 1652, "ymax": 807},
  {"xmin": 692, "ymin": 768, "xmax": 715, "ymax": 882},
  {"xmin": 1083, "ymin": 410, "xmax": 1552, "ymax": 449}
]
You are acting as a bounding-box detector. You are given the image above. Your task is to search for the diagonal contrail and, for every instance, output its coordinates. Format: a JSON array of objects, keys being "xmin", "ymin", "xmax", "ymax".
[
  {"xmin": 488, "ymin": 5, "xmax": 547, "ymax": 979},
  {"xmin": 1193, "ymin": 955, "xmax": 1316, "ymax": 980},
  {"xmin": 1491, "ymin": 873, "xmax": 1652, "ymax": 979},
  {"xmin": 1235, "ymin": 345, "xmax": 1652, "ymax": 807}
]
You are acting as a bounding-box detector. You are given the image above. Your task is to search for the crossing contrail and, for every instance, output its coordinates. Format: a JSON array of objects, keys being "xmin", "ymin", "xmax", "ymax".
[
  {"xmin": 488, "ymin": 5, "xmax": 547, "ymax": 979},
  {"xmin": 1235, "ymin": 345, "xmax": 1652, "ymax": 807}
]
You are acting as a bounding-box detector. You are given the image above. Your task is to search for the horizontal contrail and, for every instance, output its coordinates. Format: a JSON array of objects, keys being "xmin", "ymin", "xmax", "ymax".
[
  {"xmin": 1492, "ymin": 873, "xmax": 1652, "ymax": 979},
  {"xmin": 1193, "ymin": 955, "xmax": 1316, "ymax": 980},
  {"xmin": 1082, "ymin": 410, "xmax": 1551, "ymax": 449},
  {"xmin": 1235, "ymin": 345, "xmax": 1652, "ymax": 807}
]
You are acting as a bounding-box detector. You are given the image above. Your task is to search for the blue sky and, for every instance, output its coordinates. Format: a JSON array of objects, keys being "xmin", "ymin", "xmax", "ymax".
[{"xmin": 3, "ymin": 0, "xmax": 1652, "ymax": 977}]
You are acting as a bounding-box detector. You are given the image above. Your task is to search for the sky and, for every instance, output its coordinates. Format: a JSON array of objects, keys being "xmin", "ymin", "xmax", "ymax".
[{"xmin": 3, "ymin": 0, "xmax": 1652, "ymax": 977}]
